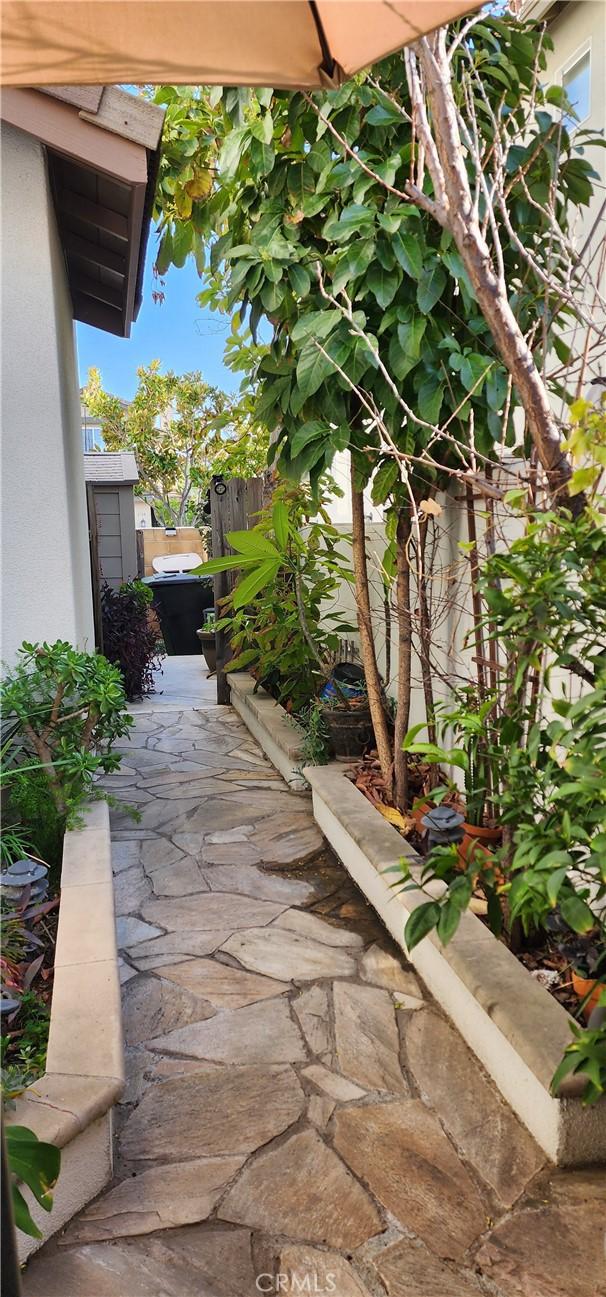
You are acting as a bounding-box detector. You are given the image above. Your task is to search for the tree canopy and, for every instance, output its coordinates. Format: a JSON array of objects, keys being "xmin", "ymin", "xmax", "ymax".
[
  {"xmin": 147, "ymin": 14, "xmax": 601, "ymax": 510},
  {"xmin": 83, "ymin": 362, "xmax": 269, "ymax": 526}
]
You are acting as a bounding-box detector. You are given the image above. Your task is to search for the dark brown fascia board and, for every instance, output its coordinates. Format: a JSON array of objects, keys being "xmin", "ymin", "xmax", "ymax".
[
  {"xmin": 123, "ymin": 180, "xmax": 147, "ymax": 337},
  {"xmin": 0, "ymin": 87, "xmax": 148, "ymax": 183}
]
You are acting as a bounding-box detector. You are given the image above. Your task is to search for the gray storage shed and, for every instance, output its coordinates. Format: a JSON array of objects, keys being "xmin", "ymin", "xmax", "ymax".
[{"xmin": 84, "ymin": 452, "xmax": 139, "ymax": 592}]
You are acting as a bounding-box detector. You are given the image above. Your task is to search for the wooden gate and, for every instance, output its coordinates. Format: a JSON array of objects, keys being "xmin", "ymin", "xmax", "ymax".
[{"xmin": 210, "ymin": 475, "xmax": 263, "ymax": 704}]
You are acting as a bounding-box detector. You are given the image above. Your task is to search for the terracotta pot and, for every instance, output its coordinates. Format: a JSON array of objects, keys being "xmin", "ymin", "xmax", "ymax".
[
  {"xmin": 411, "ymin": 800, "xmax": 433, "ymax": 833},
  {"xmin": 572, "ymin": 971, "xmax": 604, "ymax": 1023},
  {"xmin": 457, "ymin": 822, "xmax": 501, "ymax": 871}
]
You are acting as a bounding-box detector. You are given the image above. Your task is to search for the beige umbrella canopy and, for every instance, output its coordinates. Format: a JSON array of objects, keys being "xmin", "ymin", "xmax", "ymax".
[{"xmin": 1, "ymin": 1, "xmax": 478, "ymax": 89}]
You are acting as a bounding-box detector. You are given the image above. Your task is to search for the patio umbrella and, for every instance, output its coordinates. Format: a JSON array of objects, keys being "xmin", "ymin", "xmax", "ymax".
[{"xmin": 0, "ymin": 1, "xmax": 479, "ymax": 89}]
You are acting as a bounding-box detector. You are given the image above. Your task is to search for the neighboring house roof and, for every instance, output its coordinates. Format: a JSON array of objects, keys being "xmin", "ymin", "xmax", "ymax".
[
  {"xmin": 0, "ymin": 85, "xmax": 164, "ymax": 338},
  {"xmin": 83, "ymin": 452, "xmax": 139, "ymax": 485},
  {"xmin": 520, "ymin": 0, "xmax": 567, "ymax": 20}
]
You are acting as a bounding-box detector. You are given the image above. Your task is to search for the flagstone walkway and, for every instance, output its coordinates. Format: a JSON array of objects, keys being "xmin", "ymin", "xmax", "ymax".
[{"xmin": 24, "ymin": 697, "xmax": 606, "ymax": 1297}]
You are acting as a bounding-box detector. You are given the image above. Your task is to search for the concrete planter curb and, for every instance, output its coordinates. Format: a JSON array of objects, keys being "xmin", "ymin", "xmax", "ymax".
[
  {"xmin": 229, "ymin": 672, "xmax": 308, "ymax": 791},
  {"xmin": 305, "ymin": 762, "xmax": 606, "ymax": 1166},
  {"xmin": 8, "ymin": 801, "xmax": 123, "ymax": 1259}
]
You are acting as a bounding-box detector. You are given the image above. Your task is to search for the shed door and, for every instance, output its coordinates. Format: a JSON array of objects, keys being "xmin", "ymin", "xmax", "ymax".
[{"xmin": 95, "ymin": 488, "xmax": 123, "ymax": 589}]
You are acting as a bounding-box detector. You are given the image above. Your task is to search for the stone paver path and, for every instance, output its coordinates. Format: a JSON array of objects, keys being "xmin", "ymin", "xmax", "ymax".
[{"xmin": 24, "ymin": 702, "xmax": 606, "ymax": 1297}]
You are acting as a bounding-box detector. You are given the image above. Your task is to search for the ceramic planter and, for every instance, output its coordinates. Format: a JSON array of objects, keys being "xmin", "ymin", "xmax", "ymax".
[
  {"xmin": 196, "ymin": 628, "xmax": 217, "ymax": 674},
  {"xmin": 321, "ymin": 703, "xmax": 373, "ymax": 758}
]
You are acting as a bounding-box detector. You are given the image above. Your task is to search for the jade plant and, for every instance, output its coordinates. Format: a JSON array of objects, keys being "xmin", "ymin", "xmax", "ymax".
[{"xmin": 1, "ymin": 641, "xmax": 133, "ymax": 822}]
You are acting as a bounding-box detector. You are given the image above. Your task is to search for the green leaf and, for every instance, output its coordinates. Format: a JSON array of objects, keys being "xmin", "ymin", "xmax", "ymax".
[
  {"xmin": 260, "ymin": 279, "xmax": 284, "ymax": 313},
  {"xmin": 194, "ymin": 553, "xmax": 256, "ymax": 576},
  {"xmin": 224, "ymin": 648, "xmax": 260, "ymax": 672},
  {"xmin": 388, "ymin": 333, "xmax": 417, "ymax": 382},
  {"xmin": 225, "ymin": 529, "xmax": 279, "ymax": 558},
  {"xmin": 392, "ymin": 231, "xmax": 423, "ymax": 279},
  {"xmin": 367, "ymin": 264, "xmax": 401, "ymax": 309},
  {"xmin": 437, "ymin": 899, "xmax": 463, "ymax": 946},
  {"xmin": 365, "ymin": 100, "xmax": 404, "ymax": 126},
  {"xmin": 332, "ymin": 241, "xmax": 375, "ymax": 294},
  {"xmin": 417, "ymin": 264, "xmax": 447, "ymax": 314},
  {"xmin": 371, "ymin": 459, "xmax": 400, "ymax": 504},
  {"xmin": 219, "ymin": 126, "xmax": 248, "ymax": 179},
  {"xmin": 404, "ymin": 901, "xmax": 441, "ymax": 952},
  {"xmin": 546, "ymin": 866, "xmax": 570, "ymax": 907},
  {"xmin": 559, "ymin": 893, "xmax": 595, "ymax": 933},
  {"xmin": 291, "ymin": 311, "xmax": 341, "ymax": 345},
  {"xmin": 232, "ymin": 559, "xmax": 281, "ymax": 609},
  {"xmin": 460, "ymin": 353, "xmax": 491, "ymax": 393},
  {"xmin": 417, "ymin": 379, "xmax": 444, "ymax": 425},
  {"xmin": 289, "ymin": 420, "xmax": 326, "ymax": 458},
  {"xmin": 288, "ymin": 264, "xmax": 311, "ymax": 297},
  {"xmin": 155, "ymin": 227, "xmax": 173, "ymax": 275},
  {"xmin": 171, "ymin": 222, "xmax": 193, "ymax": 269},
  {"xmin": 296, "ymin": 342, "xmax": 335, "ymax": 402},
  {"xmin": 397, "ymin": 316, "xmax": 427, "ymax": 360},
  {"xmin": 272, "ymin": 500, "xmax": 290, "ymax": 548},
  {"xmin": 324, "ymin": 202, "xmax": 375, "ymax": 243},
  {"xmin": 6, "ymin": 1126, "xmax": 60, "ymax": 1219},
  {"xmin": 12, "ymin": 1184, "xmax": 42, "ymax": 1238}
]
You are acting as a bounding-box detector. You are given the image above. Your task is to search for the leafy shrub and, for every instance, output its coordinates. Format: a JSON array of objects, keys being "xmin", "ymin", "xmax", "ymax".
[
  {"xmin": 1, "ymin": 641, "xmax": 132, "ymax": 829},
  {"xmin": 100, "ymin": 581, "xmax": 164, "ymax": 700},
  {"xmin": 5, "ymin": 1124, "xmax": 60, "ymax": 1237},
  {"xmin": 198, "ymin": 484, "xmax": 354, "ymax": 712}
]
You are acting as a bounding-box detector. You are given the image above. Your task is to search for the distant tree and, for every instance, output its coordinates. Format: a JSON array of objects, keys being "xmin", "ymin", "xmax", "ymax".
[{"xmin": 83, "ymin": 362, "xmax": 268, "ymax": 526}]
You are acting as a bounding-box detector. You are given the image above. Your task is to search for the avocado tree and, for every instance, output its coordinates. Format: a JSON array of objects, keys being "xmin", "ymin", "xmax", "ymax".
[{"xmin": 146, "ymin": 14, "xmax": 601, "ymax": 804}]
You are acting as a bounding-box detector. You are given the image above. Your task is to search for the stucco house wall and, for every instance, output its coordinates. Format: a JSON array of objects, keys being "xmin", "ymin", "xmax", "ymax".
[{"xmin": 1, "ymin": 122, "xmax": 94, "ymax": 662}]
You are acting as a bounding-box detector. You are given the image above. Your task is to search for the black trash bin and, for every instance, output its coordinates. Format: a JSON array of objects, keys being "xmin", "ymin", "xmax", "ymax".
[{"xmin": 143, "ymin": 573, "xmax": 214, "ymax": 656}]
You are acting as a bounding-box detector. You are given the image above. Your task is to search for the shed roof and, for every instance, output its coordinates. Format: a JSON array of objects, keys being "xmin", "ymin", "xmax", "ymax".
[
  {"xmin": 83, "ymin": 452, "xmax": 139, "ymax": 485},
  {"xmin": 0, "ymin": 85, "xmax": 164, "ymax": 338}
]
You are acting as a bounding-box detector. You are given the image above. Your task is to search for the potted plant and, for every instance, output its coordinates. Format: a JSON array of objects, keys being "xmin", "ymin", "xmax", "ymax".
[
  {"xmin": 196, "ymin": 610, "xmax": 217, "ymax": 674},
  {"xmin": 319, "ymin": 663, "xmax": 374, "ymax": 759},
  {"xmin": 196, "ymin": 484, "xmax": 356, "ymax": 716}
]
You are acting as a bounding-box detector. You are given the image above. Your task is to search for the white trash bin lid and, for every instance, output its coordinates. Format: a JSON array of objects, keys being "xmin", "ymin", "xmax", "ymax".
[{"xmin": 152, "ymin": 553, "xmax": 201, "ymax": 574}]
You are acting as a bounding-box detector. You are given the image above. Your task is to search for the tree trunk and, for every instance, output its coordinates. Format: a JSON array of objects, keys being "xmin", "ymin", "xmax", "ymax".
[
  {"xmin": 349, "ymin": 459, "xmax": 393, "ymax": 793},
  {"xmin": 393, "ymin": 509, "xmax": 413, "ymax": 811},
  {"xmin": 417, "ymin": 32, "xmax": 578, "ymax": 512},
  {"xmin": 417, "ymin": 514, "xmax": 436, "ymax": 747}
]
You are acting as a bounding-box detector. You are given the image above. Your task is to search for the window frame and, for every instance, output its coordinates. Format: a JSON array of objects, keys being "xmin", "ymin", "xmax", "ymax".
[{"xmin": 558, "ymin": 39, "xmax": 592, "ymax": 130}]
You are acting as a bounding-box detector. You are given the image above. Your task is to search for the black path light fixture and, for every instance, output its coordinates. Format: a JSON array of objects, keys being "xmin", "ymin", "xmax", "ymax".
[{"xmin": 421, "ymin": 804, "xmax": 465, "ymax": 850}]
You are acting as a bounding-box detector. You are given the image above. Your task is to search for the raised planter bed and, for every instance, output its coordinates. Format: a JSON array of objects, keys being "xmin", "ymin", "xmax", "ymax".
[
  {"xmin": 305, "ymin": 762, "xmax": 606, "ymax": 1166},
  {"xmin": 229, "ymin": 672, "xmax": 308, "ymax": 791},
  {"xmin": 7, "ymin": 801, "xmax": 123, "ymax": 1259}
]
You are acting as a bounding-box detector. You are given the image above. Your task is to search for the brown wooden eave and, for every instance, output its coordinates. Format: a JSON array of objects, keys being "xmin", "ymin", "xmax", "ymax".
[{"xmin": 0, "ymin": 85, "xmax": 164, "ymax": 337}]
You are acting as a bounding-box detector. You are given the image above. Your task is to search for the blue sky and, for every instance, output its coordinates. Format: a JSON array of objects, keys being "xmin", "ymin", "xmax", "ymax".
[{"xmin": 76, "ymin": 233, "xmax": 237, "ymax": 400}]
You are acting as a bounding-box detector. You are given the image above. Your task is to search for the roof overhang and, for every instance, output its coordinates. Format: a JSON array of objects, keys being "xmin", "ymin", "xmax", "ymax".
[{"xmin": 0, "ymin": 85, "xmax": 164, "ymax": 337}]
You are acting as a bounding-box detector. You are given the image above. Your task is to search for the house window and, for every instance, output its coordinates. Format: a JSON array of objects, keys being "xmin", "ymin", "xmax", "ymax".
[
  {"xmin": 563, "ymin": 49, "xmax": 591, "ymax": 128},
  {"xmin": 83, "ymin": 425, "xmax": 104, "ymax": 452}
]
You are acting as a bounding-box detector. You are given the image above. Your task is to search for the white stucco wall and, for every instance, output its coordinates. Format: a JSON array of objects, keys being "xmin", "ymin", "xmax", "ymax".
[{"xmin": 1, "ymin": 123, "xmax": 94, "ymax": 664}]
